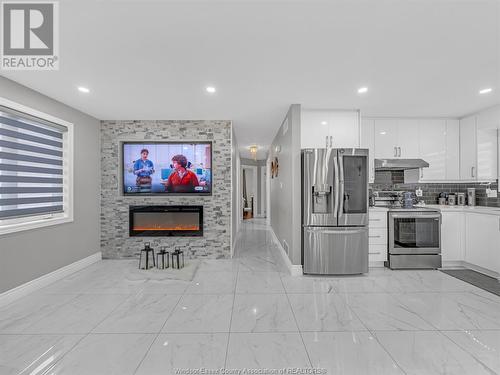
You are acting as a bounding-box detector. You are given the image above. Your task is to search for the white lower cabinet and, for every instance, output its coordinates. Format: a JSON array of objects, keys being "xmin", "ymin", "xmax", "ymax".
[
  {"xmin": 440, "ymin": 211, "xmax": 464, "ymax": 262},
  {"xmin": 464, "ymin": 212, "xmax": 500, "ymax": 275},
  {"xmin": 368, "ymin": 210, "xmax": 388, "ymax": 264}
]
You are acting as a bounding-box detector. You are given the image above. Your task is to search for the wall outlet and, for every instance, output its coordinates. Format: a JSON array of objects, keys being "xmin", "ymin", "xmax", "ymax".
[
  {"xmin": 486, "ymin": 188, "xmax": 498, "ymax": 198},
  {"xmin": 415, "ymin": 187, "xmax": 423, "ymax": 197}
]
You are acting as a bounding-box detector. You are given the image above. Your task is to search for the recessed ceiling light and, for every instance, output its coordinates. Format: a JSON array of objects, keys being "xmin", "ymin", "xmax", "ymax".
[
  {"xmin": 479, "ymin": 88, "xmax": 492, "ymax": 94},
  {"xmin": 321, "ymin": 121, "xmax": 328, "ymax": 125},
  {"xmin": 206, "ymin": 86, "xmax": 216, "ymax": 93},
  {"xmin": 358, "ymin": 87, "xmax": 368, "ymax": 94},
  {"xmin": 78, "ymin": 86, "xmax": 90, "ymax": 93},
  {"xmin": 380, "ymin": 131, "xmax": 387, "ymax": 135}
]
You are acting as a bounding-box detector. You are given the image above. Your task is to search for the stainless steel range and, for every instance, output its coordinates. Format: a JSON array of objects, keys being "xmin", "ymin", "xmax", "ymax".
[
  {"xmin": 370, "ymin": 190, "xmax": 442, "ymax": 269},
  {"xmin": 387, "ymin": 208, "xmax": 441, "ymax": 269}
]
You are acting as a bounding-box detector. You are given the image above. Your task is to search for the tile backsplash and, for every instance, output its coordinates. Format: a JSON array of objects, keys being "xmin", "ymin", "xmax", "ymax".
[{"xmin": 370, "ymin": 181, "xmax": 500, "ymax": 207}]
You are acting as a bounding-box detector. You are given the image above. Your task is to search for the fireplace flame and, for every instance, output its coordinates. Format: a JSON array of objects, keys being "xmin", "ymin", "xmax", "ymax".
[{"xmin": 133, "ymin": 225, "xmax": 199, "ymax": 231}]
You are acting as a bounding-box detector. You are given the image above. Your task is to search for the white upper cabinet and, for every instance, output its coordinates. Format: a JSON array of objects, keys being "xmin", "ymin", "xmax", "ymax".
[
  {"xmin": 300, "ymin": 109, "xmax": 359, "ymax": 149},
  {"xmin": 300, "ymin": 109, "xmax": 330, "ymax": 149},
  {"xmin": 476, "ymin": 107, "xmax": 499, "ymax": 181},
  {"xmin": 418, "ymin": 119, "xmax": 460, "ymax": 181},
  {"xmin": 360, "ymin": 118, "xmax": 375, "ymax": 183},
  {"xmin": 397, "ymin": 119, "xmax": 420, "ymax": 158},
  {"xmin": 459, "ymin": 108, "xmax": 498, "ymax": 182},
  {"xmin": 445, "ymin": 120, "xmax": 460, "ymax": 180},
  {"xmin": 374, "ymin": 119, "xmax": 399, "ymax": 158},
  {"xmin": 373, "ymin": 118, "xmax": 419, "ymax": 159},
  {"xmin": 418, "ymin": 119, "xmax": 446, "ymax": 181},
  {"xmin": 459, "ymin": 115, "xmax": 477, "ymax": 181}
]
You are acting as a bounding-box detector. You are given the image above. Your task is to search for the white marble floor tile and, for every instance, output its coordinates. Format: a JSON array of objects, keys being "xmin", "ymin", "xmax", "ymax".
[
  {"xmin": 163, "ymin": 294, "xmax": 234, "ymax": 333},
  {"xmin": 380, "ymin": 271, "xmax": 478, "ymax": 293},
  {"xmin": 93, "ymin": 293, "xmax": 181, "ymax": 333},
  {"xmin": 139, "ymin": 279, "xmax": 190, "ymax": 294},
  {"xmin": 50, "ymin": 333, "xmax": 155, "ymax": 375},
  {"xmin": 302, "ymin": 331, "xmax": 404, "ymax": 375},
  {"xmin": 197, "ymin": 259, "xmax": 239, "ymax": 273},
  {"xmin": 345, "ymin": 293, "xmax": 435, "ymax": 331},
  {"xmin": 237, "ymin": 256, "xmax": 280, "ymax": 272},
  {"xmin": 231, "ymin": 294, "xmax": 298, "ymax": 332},
  {"xmin": 442, "ymin": 330, "xmax": 500, "ymax": 374},
  {"xmin": 0, "ymin": 334, "xmax": 83, "ymax": 375},
  {"xmin": 334, "ymin": 276, "xmax": 389, "ymax": 293},
  {"xmin": 135, "ymin": 333, "xmax": 228, "ymax": 374},
  {"xmin": 225, "ymin": 333, "xmax": 311, "ymax": 368},
  {"xmin": 184, "ymin": 271, "xmax": 237, "ymax": 294},
  {"xmin": 0, "ymin": 294, "xmax": 76, "ymax": 333},
  {"xmin": 288, "ymin": 294, "xmax": 366, "ymax": 332},
  {"xmin": 393, "ymin": 292, "xmax": 500, "ymax": 330},
  {"xmin": 236, "ymin": 270, "xmax": 285, "ymax": 293},
  {"xmin": 280, "ymin": 275, "xmax": 337, "ymax": 294},
  {"xmin": 375, "ymin": 331, "xmax": 495, "ymax": 375},
  {"xmin": 22, "ymin": 294, "xmax": 128, "ymax": 334}
]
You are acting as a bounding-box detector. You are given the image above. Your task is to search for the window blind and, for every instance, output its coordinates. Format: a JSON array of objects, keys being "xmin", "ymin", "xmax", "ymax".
[{"xmin": 0, "ymin": 106, "xmax": 65, "ymax": 220}]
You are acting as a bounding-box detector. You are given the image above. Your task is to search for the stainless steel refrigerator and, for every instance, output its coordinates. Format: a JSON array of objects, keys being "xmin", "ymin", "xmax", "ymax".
[{"xmin": 302, "ymin": 148, "xmax": 369, "ymax": 275}]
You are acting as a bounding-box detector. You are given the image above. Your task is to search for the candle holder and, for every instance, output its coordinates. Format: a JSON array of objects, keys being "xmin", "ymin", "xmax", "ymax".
[
  {"xmin": 171, "ymin": 247, "xmax": 185, "ymax": 269},
  {"xmin": 156, "ymin": 246, "xmax": 170, "ymax": 269},
  {"xmin": 138, "ymin": 243, "xmax": 155, "ymax": 269}
]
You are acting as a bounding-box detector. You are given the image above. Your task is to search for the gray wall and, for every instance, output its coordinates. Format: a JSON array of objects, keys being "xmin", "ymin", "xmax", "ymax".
[
  {"xmin": 100, "ymin": 120, "xmax": 232, "ymax": 259},
  {"xmin": 0, "ymin": 76, "xmax": 101, "ymax": 294},
  {"xmin": 241, "ymin": 158, "xmax": 266, "ymax": 217},
  {"xmin": 269, "ymin": 104, "xmax": 302, "ymax": 265}
]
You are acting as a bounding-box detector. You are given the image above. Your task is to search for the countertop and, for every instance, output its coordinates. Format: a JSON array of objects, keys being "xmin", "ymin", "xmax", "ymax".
[
  {"xmin": 424, "ymin": 204, "xmax": 500, "ymax": 215},
  {"xmin": 369, "ymin": 205, "xmax": 500, "ymax": 216}
]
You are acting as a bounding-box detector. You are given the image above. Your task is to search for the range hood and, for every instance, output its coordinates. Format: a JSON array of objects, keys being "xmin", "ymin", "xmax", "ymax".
[{"xmin": 375, "ymin": 158, "xmax": 429, "ymax": 171}]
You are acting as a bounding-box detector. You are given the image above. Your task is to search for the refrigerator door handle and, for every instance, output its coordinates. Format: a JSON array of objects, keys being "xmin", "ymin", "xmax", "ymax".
[
  {"xmin": 333, "ymin": 155, "xmax": 339, "ymax": 218},
  {"xmin": 338, "ymin": 155, "xmax": 344, "ymax": 217}
]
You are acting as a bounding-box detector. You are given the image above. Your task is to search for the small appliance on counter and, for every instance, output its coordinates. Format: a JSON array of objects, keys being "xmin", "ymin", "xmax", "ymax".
[
  {"xmin": 448, "ymin": 194, "xmax": 456, "ymax": 206},
  {"xmin": 467, "ymin": 188, "xmax": 476, "ymax": 206},
  {"xmin": 457, "ymin": 193, "xmax": 466, "ymax": 206},
  {"xmin": 438, "ymin": 192, "xmax": 448, "ymax": 205}
]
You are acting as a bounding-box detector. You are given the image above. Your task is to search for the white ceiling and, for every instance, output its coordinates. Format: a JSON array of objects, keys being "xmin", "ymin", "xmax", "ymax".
[{"xmin": 1, "ymin": 0, "xmax": 499, "ymax": 159}]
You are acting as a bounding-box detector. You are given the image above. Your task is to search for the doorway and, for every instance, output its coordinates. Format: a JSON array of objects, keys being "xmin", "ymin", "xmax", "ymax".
[{"xmin": 241, "ymin": 165, "xmax": 258, "ymax": 220}]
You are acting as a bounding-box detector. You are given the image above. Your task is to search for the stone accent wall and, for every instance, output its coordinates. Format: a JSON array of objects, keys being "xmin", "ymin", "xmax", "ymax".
[{"xmin": 100, "ymin": 120, "xmax": 232, "ymax": 259}]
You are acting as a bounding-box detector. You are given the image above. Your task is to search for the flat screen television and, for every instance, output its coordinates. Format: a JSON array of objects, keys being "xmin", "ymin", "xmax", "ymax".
[{"xmin": 122, "ymin": 141, "xmax": 212, "ymax": 195}]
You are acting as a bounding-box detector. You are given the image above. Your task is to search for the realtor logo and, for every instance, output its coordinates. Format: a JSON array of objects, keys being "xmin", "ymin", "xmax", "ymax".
[{"xmin": 1, "ymin": 1, "xmax": 59, "ymax": 70}]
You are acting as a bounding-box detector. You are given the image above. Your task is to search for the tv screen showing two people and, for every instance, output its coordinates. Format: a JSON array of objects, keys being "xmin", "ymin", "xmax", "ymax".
[{"xmin": 123, "ymin": 142, "xmax": 212, "ymax": 194}]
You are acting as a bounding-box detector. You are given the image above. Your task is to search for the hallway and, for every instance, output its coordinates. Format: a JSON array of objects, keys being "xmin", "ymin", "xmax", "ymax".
[{"xmin": 1, "ymin": 219, "xmax": 500, "ymax": 374}]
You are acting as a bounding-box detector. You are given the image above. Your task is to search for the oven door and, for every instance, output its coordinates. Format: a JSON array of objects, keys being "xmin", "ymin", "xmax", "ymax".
[{"xmin": 388, "ymin": 212, "xmax": 441, "ymax": 255}]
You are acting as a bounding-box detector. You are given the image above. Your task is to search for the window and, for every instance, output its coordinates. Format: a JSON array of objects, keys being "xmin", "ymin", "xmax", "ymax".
[{"xmin": 0, "ymin": 97, "xmax": 73, "ymax": 235}]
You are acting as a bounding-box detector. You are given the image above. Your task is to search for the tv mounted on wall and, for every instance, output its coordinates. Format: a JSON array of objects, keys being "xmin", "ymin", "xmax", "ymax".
[{"xmin": 122, "ymin": 141, "xmax": 212, "ymax": 195}]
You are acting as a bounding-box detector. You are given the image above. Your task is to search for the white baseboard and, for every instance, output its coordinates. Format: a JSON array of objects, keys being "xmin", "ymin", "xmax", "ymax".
[
  {"xmin": 269, "ymin": 227, "xmax": 303, "ymax": 276},
  {"xmin": 0, "ymin": 252, "xmax": 102, "ymax": 307}
]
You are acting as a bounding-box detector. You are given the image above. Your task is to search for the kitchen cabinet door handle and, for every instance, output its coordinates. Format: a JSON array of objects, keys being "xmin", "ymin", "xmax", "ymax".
[
  {"xmin": 471, "ymin": 166, "xmax": 475, "ymax": 178},
  {"xmin": 420, "ymin": 168, "xmax": 424, "ymax": 179},
  {"xmin": 369, "ymin": 218, "xmax": 381, "ymax": 221},
  {"xmin": 369, "ymin": 252, "xmax": 381, "ymax": 255},
  {"xmin": 394, "ymin": 147, "xmax": 397, "ymax": 157},
  {"xmin": 369, "ymin": 235, "xmax": 382, "ymax": 238},
  {"xmin": 398, "ymin": 147, "xmax": 402, "ymax": 157}
]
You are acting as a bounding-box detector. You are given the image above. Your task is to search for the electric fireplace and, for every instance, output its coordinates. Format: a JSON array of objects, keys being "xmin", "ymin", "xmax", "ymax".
[{"xmin": 129, "ymin": 206, "xmax": 203, "ymax": 237}]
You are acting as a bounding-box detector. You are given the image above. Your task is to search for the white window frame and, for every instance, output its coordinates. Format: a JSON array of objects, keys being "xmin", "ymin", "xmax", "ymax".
[{"xmin": 0, "ymin": 96, "xmax": 74, "ymax": 236}]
